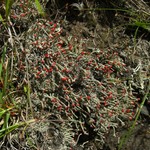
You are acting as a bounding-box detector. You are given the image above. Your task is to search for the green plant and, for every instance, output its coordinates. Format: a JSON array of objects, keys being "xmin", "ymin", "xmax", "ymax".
[
  {"xmin": 5, "ymin": 0, "xmax": 14, "ymax": 21},
  {"xmin": 0, "ymin": 45, "xmax": 9, "ymax": 137},
  {"xmin": 0, "ymin": 44, "xmax": 35, "ymax": 138},
  {"xmin": 0, "ymin": 117, "xmax": 36, "ymax": 138},
  {"xmin": 0, "ymin": 0, "xmax": 45, "ymax": 140},
  {"xmin": 34, "ymin": 0, "xmax": 45, "ymax": 17}
]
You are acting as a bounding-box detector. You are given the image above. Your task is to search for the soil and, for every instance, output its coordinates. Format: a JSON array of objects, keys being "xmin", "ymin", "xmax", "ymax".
[{"xmin": 0, "ymin": 0, "xmax": 150, "ymax": 150}]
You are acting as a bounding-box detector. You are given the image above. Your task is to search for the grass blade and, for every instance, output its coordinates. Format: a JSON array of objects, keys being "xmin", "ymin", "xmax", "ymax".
[
  {"xmin": 0, "ymin": 14, "xmax": 6, "ymax": 26},
  {"xmin": 0, "ymin": 119, "xmax": 36, "ymax": 138},
  {"xmin": 0, "ymin": 62, "xmax": 2, "ymax": 79},
  {"xmin": 34, "ymin": 0, "xmax": 45, "ymax": 17},
  {"xmin": 5, "ymin": 0, "xmax": 14, "ymax": 21}
]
